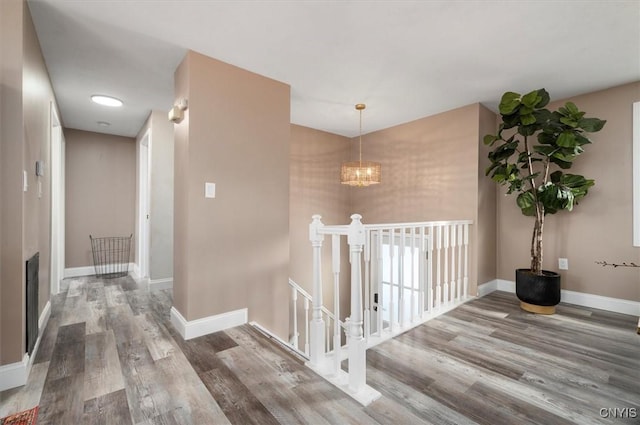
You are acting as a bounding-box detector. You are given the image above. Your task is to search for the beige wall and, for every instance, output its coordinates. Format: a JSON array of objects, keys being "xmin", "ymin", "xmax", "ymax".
[
  {"xmin": 477, "ymin": 104, "xmax": 498, "ymax": 285},
  {"xmin": 497, "ymin": 82, "xmax": 640, "ymax": 301},
  {"xmin": 0, "ymin": 0, "xmax": 25, "ymax": 365},
  {"xmin": 289, "ymin": 124, "xmax": 352, "ymax": 323},
  {"xmin": 350, "ymin": 103, "xmax": 498, "ymax": 294},
  {"xmin": 173, "ymin": 51, "xmax": 290, "ymax": 338},
  {"xmin": 137, "ymin": 111, "xmax": 174, "ymax": 281},
  {"xmin": 65, "ymin": 129, "xmax": 136, "ymax": 268},
  {"xmin": 0, "ymin": 0, "xmax": 61, "ymax": 365}
]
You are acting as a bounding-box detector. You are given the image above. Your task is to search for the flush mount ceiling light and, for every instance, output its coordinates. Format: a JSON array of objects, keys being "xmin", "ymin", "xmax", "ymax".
[
  {"xmin": 91, "ymin": 95, "xmax": 123, "ymax": 107},
  {"xmin": 340, "ymin": 104, "xmax": 381, "ymax": 187}
]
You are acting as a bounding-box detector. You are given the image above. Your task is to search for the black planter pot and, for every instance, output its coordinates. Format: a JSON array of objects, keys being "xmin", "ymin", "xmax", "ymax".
[{"xmin": 515, "ymin": 269, "xmax": 561, "ymax": 314}]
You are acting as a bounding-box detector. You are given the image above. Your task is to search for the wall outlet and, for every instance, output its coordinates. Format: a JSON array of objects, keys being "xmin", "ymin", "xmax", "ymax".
[{"xmin": 558, "ymin": 258, "xmax": 569, "ymax": 270}]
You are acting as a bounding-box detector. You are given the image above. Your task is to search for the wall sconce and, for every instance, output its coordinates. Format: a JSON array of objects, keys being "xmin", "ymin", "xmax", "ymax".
[{"xmin": 168, "ymin": 98, "xmax": 188, "ymax": 124}]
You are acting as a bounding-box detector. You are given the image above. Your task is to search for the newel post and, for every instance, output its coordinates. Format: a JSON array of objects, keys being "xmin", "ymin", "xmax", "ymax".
[
  {"xmin": 347, "ymin": 213, "xmax": 366, "ymax": 393},
  {"xmin": 309, "ymin": 214, "xmax": 325, "ymax": 366}
]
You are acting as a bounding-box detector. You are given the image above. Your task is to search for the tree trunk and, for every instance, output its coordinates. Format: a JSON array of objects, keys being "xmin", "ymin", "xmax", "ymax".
[{"xmin": 530, "ymin": 207, "xmax": 545, "ymax": 274}]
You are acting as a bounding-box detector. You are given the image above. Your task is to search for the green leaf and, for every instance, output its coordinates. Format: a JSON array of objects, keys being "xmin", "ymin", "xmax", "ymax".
[
  {"xmin": 488, "ymin": 140, "xmax": 518, "ymax": 162},
  {"xmin": 549, "ymin": 156, "xmax": 573, "ymax": 169},
  {"xmin": 536, "ymin": 89, "xmax": 550, "ymax": 108},
  {"xmin": 537, "ymin": 132, "xmax": 556, "ymax": 145},
  {"xmin": 521, "ymin": 90, "xmax": 541, "ymax": 108},
  {"xmin": 564, "ymin": 102, "xmax": 579, "ymax": 115},
  {"xmin": 499, "ymin": 92, "xmax": 521, "ymax": 115},
  {"xmin": 483, "ymin": 134, "xmax": 499, "ymax": 145},
  {"xmin": 574, "ymin": 134, "xmax": 592, "ymax": 146},
  {"xmin": 550, "ymin": 170, "xmax": 563, "ymax": 183},
  {"xmin": 516, "ymin": 191, "xmax": 537, "ymax": 216},
  {"xmin": 556, "ymin": 131, "xmax": 577, "ymax": 148},
  {"xmin": 552, "ymin": 151, "xmax": 577, "ymax": 163},
  {"xmin": 521, "ymin": 114, "xmax": 536, "ymax": 125},
  {"xmin": 533, "ymin": 145, "xmax": 557, "ymax": 156},
  {"xmin": 578, "ymin": 118, "xmax": 606, "ymax": 132},
  {"xmin": 560, "ymin": 116, "xmax": 578, "ymax": 127}
]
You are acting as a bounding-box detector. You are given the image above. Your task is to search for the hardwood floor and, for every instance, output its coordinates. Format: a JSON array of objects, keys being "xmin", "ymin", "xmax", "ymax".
[{"xmin": 1, "ymin": 276, "xmax": 638, "ymax": 424}]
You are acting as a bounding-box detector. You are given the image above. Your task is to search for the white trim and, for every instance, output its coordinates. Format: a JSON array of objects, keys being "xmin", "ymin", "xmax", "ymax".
[
  {"xmin": 64, "ymin": 263, "xmax": 136, "ymax": 278},
  {"xmin": 149, "ymin": 277, "xmax": 173, "ymax": 290},
  {"xmin": 250, "ymin": 321, "xmax": 303, "ymax": 357},
  {"xmin": 476, "ymin": 279, "xmax": 497, "ymax": 297},
  {"xmin": 170, "ymin": 307, "xmax": 248, "ymax": 340},
  {"xmin": 38, "ymin": 301, "xmax": 51, "ymax": 332},
  {"xmin": 633, "ymin": 101, "xmax": 640, "ymax": 247},
  {"xmin": 478, "ymin": 279, "xmax": 639, "ymax": 316},
  {"xmin": 131, "ymin": 263, "xmax": 141, "ymax": 279},
  {"xmin": 0, "ymin": 300, "xmax": 51, "ymax": 391},
  {"xmin": 560, "ymin": 290, "xmax": 640, "ymax": 316},
  {"xmin": 0, "ymin": 355, "xmax": 29, "ymax": 392}
]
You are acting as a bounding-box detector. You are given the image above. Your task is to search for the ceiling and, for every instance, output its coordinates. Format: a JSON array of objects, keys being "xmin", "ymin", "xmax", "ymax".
[{"xmin": 28, "ymin": 0, "xmax": 640, "ymax": 138}]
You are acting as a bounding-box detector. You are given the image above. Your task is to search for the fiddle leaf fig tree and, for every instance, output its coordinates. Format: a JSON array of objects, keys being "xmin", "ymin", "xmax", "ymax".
[{"xmin": 484, "ymin": 88, "xmax": 605, "ymax": 275}]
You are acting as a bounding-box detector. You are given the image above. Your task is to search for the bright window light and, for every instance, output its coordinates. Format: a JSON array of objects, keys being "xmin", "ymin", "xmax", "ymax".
[{"xmin": 91, "ymin": 95, "xmax": 123, "ymax": 107}]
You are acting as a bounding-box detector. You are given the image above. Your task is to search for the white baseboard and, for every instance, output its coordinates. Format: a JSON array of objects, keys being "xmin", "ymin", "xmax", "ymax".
[
  {"xmin": 149, "ymin": 277, "xmax": 173, "ymax": 290},
  {"xmin": 64, "ymin": 263, "xmax": 137, "ymax": 279},
  {"xmin": 131, "ymin": 263, "xmax": 141, "ymax": 280},
  {"xmin": 38, "ymin": 301, "xmax": 51, "ymax": 333},
  {"xmin": 170, "ymin": 306, "xmax": 248, "ymax": 340},
  {"xmin": 476, "ymin": 279, "xmax": 497, "ymax": 297},
  {"xmin": 0, "ymin": 300, "xmax": 51, "ymax": 392},
  {"xmin": 477, "ymin": 279, "xmax": 639, "ymax": 316},
  {"xmin": 0, "ymin": 355, "xmax": 29, "ymax": 392}
]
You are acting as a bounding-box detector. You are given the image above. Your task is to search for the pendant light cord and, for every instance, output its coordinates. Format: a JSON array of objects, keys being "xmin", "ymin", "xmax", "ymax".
[{"xmin": 359, "ymin": 107, "xmax": 363, "ymax": 168}]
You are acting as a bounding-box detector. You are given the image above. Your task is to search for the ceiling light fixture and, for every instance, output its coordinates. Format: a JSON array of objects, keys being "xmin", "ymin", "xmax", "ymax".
[
  {"xmin": 91, "ymin": 95, "xmax": 123, "ymax": 107},
  {"xmin": 340, "ymin": 104, "xmax": 381, "ymax": 187},
  {"xmin": 97, "ymin": 121, "xmax": 111, "ymax": 127}
]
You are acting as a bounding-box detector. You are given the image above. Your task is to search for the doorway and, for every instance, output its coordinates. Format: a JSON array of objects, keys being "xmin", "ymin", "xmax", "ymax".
[
  {"xmin": 138, "ymin": 130, "xmax": 151, "ymax": 280},
  {"xmin": 50, "ymin": 103, "xmax": 65, "ymax": 294}
]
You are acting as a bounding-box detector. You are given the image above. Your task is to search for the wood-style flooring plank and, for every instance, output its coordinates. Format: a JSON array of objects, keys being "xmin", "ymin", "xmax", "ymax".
[
  {"xmin": 199, "ymin": 365, "xmax": 280, "ymax": 425},
  {"xmin": 46, "ymin": 322, "xmax": 85, "ymax": 381},
  {"xmin": 83, "ymin": 388, "xmax": 133, "ymax": 425},
  {"xmin": 84, "ymin": 330, "xmax": 125, "ymax": 401},
  {"xmin": 37, "ymin": 373, "xmax": 85, "ymax": 425}
]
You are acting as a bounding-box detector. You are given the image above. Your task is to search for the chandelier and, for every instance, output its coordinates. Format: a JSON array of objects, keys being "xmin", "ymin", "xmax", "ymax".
[{"xmin": 340, "ymin": 104, "xmax": 381, "ymax": 187}]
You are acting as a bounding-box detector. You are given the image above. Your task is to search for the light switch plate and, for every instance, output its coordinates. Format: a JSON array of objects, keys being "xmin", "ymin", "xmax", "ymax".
[
  {"xmin": 23, "ymin": 170, "xmax": 28, "ymax": 192},
  {"xmin": 205, "ymin": 182, "xmax": 216, "ymax": 198}
]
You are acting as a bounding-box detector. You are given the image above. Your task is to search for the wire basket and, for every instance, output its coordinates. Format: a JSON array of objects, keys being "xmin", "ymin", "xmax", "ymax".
[{"xmin": 90, "ymin": 234, "xmax": 132, "ymax": 278}]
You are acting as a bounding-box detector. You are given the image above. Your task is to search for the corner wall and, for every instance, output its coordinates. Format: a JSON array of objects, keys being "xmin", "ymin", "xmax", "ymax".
[
  {"xmin": 289, "ymin": 124, "xmax": 352, "ymax": 322},
  {"xmin": 350, "ymin": 103, "xmax": 498, "ymax": 294},
  {"xmin": 496, "ymin": 82, "xmax": 640, "ymax": 301},
  {"xmin": 173, "ymin": 51, "xmax": 290, "ymax": 338},
  {"xmin": 136, "ymin": 111, "xmax": 174, "ymax": 282}
]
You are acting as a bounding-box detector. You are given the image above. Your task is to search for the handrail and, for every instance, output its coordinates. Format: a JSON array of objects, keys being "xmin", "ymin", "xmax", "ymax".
[
  {"xmin": 364, "ymin": 219, "xmax": 473, "ymax": 230},
  {"xmin": 289, "ymin": 278, "xmax": 343, "ymax": 327}
]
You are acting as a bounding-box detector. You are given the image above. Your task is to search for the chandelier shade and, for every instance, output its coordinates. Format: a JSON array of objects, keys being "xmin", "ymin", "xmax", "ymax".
[
  {"xmin": 340, "ymin": 161, "xmax": 381, "ymax": 187},
  {"xmin": 340, "ymin": 104, "xmax": 381, "ymax": 187}
]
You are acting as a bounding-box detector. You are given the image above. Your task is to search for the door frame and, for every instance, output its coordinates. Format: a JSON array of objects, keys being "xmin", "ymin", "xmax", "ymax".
[
  {"xmin": 137, "ymin": 129, "xmax": 151, "ymax": 279},
  {"xmin": 49, "ymin": 103, "xmax": 65, "ymax": 294}
]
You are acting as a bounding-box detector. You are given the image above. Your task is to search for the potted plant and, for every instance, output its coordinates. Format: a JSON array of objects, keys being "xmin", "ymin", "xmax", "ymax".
[{"xmin": 484, "ymin": 88, "xmax": 605, "ymax": 314}]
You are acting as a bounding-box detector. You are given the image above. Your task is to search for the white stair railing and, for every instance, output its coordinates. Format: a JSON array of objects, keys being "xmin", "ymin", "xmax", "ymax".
[
  {"xmin": 364, "ymin": 220, "xmax": 471, "ymax": 344},
  {"xmin": 288, "ymin": 278, "xmax": 343, "ymax": 359},
  {"xmin": 299, "ymin": 213, "xmax": 473, "ymax": 406}
]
